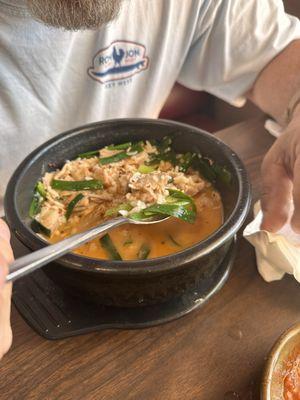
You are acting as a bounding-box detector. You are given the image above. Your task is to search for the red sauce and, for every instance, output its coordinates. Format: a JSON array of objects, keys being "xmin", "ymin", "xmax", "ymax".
[{"xmin": 284, "ymin": 350, "xmax": 300, "ymax": 400}]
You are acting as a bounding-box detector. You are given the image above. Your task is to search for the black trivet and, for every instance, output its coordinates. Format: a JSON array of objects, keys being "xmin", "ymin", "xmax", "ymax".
[{"xmin": 12, "ymin": 240, "xmax": 236, "ymax": 340}]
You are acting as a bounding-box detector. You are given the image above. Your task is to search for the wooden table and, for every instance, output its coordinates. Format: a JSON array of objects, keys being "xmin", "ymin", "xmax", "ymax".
[{"xmin": 1, "ymin": 117, "xmax": 300, "ymax": 400}]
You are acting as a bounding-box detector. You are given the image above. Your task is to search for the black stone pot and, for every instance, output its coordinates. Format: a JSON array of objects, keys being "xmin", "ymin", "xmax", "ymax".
[{"xmin": 5, "ymin": 119, "xmax": 251, "ymax": 307}]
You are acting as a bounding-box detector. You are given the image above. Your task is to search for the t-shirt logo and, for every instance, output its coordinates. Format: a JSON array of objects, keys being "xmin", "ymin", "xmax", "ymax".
[{"xmin": 88, "ymin": 40, "xmax": 149, "ymax": 84}]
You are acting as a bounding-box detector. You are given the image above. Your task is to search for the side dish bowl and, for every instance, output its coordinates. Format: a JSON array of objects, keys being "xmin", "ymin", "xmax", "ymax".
[
  {"xmin": 262, "ymin": 322, "xmax": 300, "ymax": 400},
  {"xmin": 5, "ymin": 118, "xmax": 251, "ymax": 306}
]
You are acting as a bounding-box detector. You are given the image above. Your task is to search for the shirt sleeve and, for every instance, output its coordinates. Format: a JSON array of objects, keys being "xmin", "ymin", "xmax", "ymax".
[{"xmin": 178, "ymin": 0, "xmax": 300, "ymax": 106}]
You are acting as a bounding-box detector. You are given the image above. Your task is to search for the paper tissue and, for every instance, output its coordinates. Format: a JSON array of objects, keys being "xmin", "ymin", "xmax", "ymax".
[{"xmin": 243, "ymin": 119, "xmax": 300, "ymax": 283}]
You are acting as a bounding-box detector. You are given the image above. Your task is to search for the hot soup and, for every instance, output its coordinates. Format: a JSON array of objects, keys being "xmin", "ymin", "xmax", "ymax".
[{"xmin": 29, "ymin": 137, "xmax": 227, "ymax": 260}]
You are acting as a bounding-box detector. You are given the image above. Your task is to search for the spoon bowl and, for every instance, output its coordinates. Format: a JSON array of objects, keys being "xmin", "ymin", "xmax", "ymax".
[{"xmin": 129, "ymin": 215, "xmax": 170, "ymax": 224}]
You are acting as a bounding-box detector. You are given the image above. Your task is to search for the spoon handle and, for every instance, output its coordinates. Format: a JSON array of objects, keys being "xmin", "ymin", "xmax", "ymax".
[{"xmin": 6, "ymin": 216, "xmax": 129, "ymax": 283}]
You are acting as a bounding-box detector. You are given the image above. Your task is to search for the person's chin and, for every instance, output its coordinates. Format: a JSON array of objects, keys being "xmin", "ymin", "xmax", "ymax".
[{"xmin": 26, "ymin": 0, "xmax": 122, "ymax": 31}]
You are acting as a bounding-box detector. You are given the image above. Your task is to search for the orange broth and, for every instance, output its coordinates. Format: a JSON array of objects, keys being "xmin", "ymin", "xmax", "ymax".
[{"xmin": 49, "ymin": 187, "xmax": 223, "ymax": 260}]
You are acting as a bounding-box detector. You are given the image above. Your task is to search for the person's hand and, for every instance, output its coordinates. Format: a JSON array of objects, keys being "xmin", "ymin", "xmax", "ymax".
[
  {"xmin": 0, "ymin": 219, "xmax": 13, "ymax": 359},
  {"xmin": 261, "ymin": 109, "xmax": 300, "ymax": 233}
]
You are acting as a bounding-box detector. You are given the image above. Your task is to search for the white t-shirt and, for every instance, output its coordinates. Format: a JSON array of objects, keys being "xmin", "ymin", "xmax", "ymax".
[{"xmin": 1, "ymin": 0, "xmax": 300, "ymax": 213}]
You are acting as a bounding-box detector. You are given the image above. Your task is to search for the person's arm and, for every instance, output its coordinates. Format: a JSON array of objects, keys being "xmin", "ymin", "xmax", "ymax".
[
  {"xmin": 0, "ymin": 219, "xmax": 13, "ymax": 359},
  {"xmin": 247, "ymin": 39, "xmax": 300, "ymax": 233}
]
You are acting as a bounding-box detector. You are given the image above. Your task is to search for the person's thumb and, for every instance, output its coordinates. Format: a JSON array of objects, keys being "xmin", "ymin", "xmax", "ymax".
[
  {"xmin": 291, "ymin": 157, "xmax": 300, "ymax": 232},
  {"xmin": 0, "ymin": 219, "xmax": 13, "ymax": 288},
  {"xmin": 260, "ymin": 153, "xmax": 293, "ymax": 232},
  {"xmin": 0, "ymin": 219, "xmax": 10, "ymax": 242},
  {"xmin": 0, "ymin": 255, "xmax": 8, "ymax": 289}
]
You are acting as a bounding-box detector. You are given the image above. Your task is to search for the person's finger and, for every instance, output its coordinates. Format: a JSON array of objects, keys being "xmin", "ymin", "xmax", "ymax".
[
  {"xmin": 261, "ymin": 153, "xmax": 293, "ymax": 232},
  {"xmin": 0, "ymin": 220, "xmax": 14, "ymax": 288},
  {"xmin": 291, "ymin": 157, "xmax": 300, "ymax": 232},
  {"xmin": 0, "ymin": 254, "xmax": 9, "ymax": 289},
  {"xmin": 0, "ymin": 219, "xmax": 10, "ymax": 242},
  {"xmin": 0, "ymin": 279, "xmax": 12, "ymax": 359},
  {"xmin": 0, "ymin": 237, "xmax": 14, "ymax": 264}
]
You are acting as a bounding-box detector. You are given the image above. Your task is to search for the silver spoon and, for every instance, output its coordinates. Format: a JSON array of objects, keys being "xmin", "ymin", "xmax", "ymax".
[{"xmin": 6, "ymin": 215, "xmax": 169, "ymax": 283}]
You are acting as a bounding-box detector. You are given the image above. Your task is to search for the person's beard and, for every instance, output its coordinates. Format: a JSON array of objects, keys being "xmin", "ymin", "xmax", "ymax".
[{"xmin": 26, "ymin": 0, "xmax": 122, "ymax": 31}]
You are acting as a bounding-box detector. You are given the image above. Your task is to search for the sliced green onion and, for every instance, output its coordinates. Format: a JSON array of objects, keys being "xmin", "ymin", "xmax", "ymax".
[
  {"xmin": 168, "ymin": 234, "xmax": 181, "ymax": 247},
  {"xmin": 167, "ymin": 189, "xmax": 197, "ymax": 212},
  {"xmin": 212, "ymin": 164, "xmax": 232, "ymax": 185},
  {"xmin": 100, "ymin": 234, "xmax": 122, "ymax": 260},
  {"xmin": 166, "ymin": 198, "xmax": 190, "ymax": 206},
  {"xmin": 130, "ymin": 204, "xmax": 196, "ymax": 224},
  {"xmin": 192, "ymin": 156, "xmax": 232, "ymax": 185},
  {"xmin": 51, "ymin": 179, "xmax": 103, "ymax": 191},
  {"xmin": 65, "ymin": 194, "xmax": 84, "ymax": 220},
  {"xmin": 29, "ymin": 181, "xmax": 47, "ymax": 218},
  {"xmin": 129, "ymin": 211, "xmax": 155, "ymax": 221},
  {"xmin": 127, "ymin": 142, "xmax": 144, "ymax": 155},
  {"xmin": 31, "ymin": 219, "xmax": 51, "ymax": 237},
  {"xmin": 99, "ymin": 151, "xmax": 129, "ymax": 165},
  {"xmin": 142, "ymin": 204, "xmax": 196, "ymax": 223},
  {"xmin": 99, "ymin": 141, "xmax": 144, "ymax": 165},
  {"xmin": 107, "ymin": 142, "xmax": 132, "ymax": 150},
  {"xmin": 146, "ymin": 136, "xmax": 231, "ymax": 186},
  {"xmin": 29, "ymin": 195, "xmax": 42, "ymax": 218},
  {"xmin": 123, "ymin": 238, "xmax": 133, "ymax": 246},
  {"xmin": 99, "ymin": 142, "xmax": 144, "ymax": 165},
  {"xmin": 105, "ymin": 203, "xmax": 133, "ymax": 217},
  {"xmin": 138, "ymin": 243, "xmax": 151, "ymax": 260},
  {"xmin": 129, "ymin": 190, "xmax": 196, "ymax": 224},
  {"xmin": 193, "ymin": 157, "xmax": 216, "ymax": 183},
  {"xmin": 147, "ymin": 150, "xmax": 177, "ymax": 166},
  {"xmin": 167, "ymin": 189, "xmax": 191, "ymax": 198},
  {"xmin": 178, "ymin": 152, "xmax": 196, "ymax": 172},
  {"xmin": 138, "ymin": 164, "xmax": 156, "ymax": 174},
  {"xmin": 77, "ymin": 150, "xmax": 99, "ymax": 159},
  {"xmin": 147, "ymin": 136, "xmax": 176, "ymax": 166},
  {"xmin": 36, "ymin": 182, "xmax": 47, "ymax": 198},
  {"xmin": 158, "ymin": 136, "xmax": 172, "ymax": 153}
]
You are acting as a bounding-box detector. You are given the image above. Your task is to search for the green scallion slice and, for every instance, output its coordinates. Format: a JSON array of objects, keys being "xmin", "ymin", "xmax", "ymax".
[
  {"xmin": 144, "ymin": 204, "xmax": 196, "ymax": 223},
  {"xmin": 178, "ymin": 152, "xmax": 196, "ymax": 172},
  {"xmin": 192, "ymin": 155, "xmax": 232, "ymax": 185},
  {"xmin": 168, "ymin": 234, "xmax": 181, "ymax": 247},
  {"xmin": 138, "ymin": 243, "xmax": 151, "ymax": 260},
  {"xmin": 158, "ymin": 136, "xmax": 172, "ymax": 153},
  {"xmin": 100, "ymin": 234, "xmax": 122, "ymax": 260},
  {"xmin": 193, "ymin": 157, "xmax": 216, "ymax": 183},
  {"xmin": 29, "ymin": 195, "xmax": 42, "ymax": 218},
  {"xmin": 29, "ymin": 181, "xmax": 47, "ymax": 218},
  {"xmin": 138, "ymin": 164, "xmax": 156, "ymax": 174},
  {"xmin": 129, "ymin": 190, "xmax": 197, "ymax": 224},
  {"xmin": 77, "ymin": 150, "xmax": 99, "ymax": 159},
  {"xmin": 65, "ymin": 194, "xmax": 84, "ymax": 220},
  {"xmin": 127, "ymin": 142, "xmax": 144, "ymax": 155},
  {"xmin": 36, "ymin": 181, "xmax": 47, "ymax": 198},
  {"xmin": 105, "ymin": 203, "xmax": 133, "ymax": 217},
  {"xmin": 123, "ymin": 238, "xmax": 133, "ymax": 246},
  {"xmin": 99, "ymin": 151, "xmax": 129, "ymax": 165},
  {"xmin": 51, "ymin": 179, "xmax": 103, "ymax": 191},
  {"xmin": 107, "ymin": 142, "xmax": 132, "ymax": 150},
  {"xmin": 99, "ymin": 141, "xmax": 144, "ymax": 165},
  {"xmin": 31, "ymin": 219, "xmax": 51, "ymax": 237},
  {"xmin": 212, "ymin": 164, "xmax": 232, "ymax": 185},
  {"xmin": 167, "ymin": 189, "xmax": 197, "ymax": 212}
]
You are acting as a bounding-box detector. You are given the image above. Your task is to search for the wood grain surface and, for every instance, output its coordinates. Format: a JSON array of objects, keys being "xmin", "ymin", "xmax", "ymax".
[{"xmin": 1, "ymin": 117, "xmax": 300, "ymax": 400}]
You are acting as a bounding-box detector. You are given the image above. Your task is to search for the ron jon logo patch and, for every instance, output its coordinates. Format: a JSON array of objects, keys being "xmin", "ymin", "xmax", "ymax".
[{"xmin": 88, "ymin": 40, "xmax": 149, "ymax": 84}]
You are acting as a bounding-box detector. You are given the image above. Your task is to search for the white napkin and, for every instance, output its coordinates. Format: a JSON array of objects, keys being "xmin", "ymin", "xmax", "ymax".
[{"xmin": 242, "ymin": 119, "xmax": 300, "ymax": 282}]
